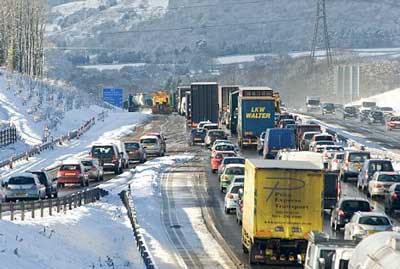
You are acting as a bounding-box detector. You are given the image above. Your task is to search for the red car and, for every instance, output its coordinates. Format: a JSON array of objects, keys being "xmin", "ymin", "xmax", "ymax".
[
  {"xmin": 386, "ymin": 116, "xmax": 400, "ymax": 131},
  {"xmin": 57, "ymin": 162, "xmax": 89, "ymax": 188},
  {"xmin": 211, "ymin": 151, "xmax": 236, "ymax": 173}
]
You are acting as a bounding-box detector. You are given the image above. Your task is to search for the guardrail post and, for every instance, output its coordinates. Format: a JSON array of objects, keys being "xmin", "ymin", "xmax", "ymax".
[
  {"xmin": 73, "ymin": 194, "xmax": 77, "ymax": 208},
  {"xmin": 40, "ymin": 200, "xmax": 44, "ymax": 218},
  {"xmin": 69, "ymin": 196, "xmax": 72, "ymax": 210},
  {"xmin": 21, "ymin": 201, "xmax": 25, "ymax": 221},
  {"xmin": 10, "ymin": 203, "xmax": 14, "ymax": 221},
  {"xmin": 49, "ymin": 199, "xmax": 52, "ymax": 216},
  {"xmin": 0, "ymin": 203, "xmax": 2, "ymax": 219},
  {"xmin": 56, "ymin": 199, "xmax": 60, "ymax": 213},
  {"xmin": 31, "ymin": 201, "xmax": 35, "ymax": 219}
]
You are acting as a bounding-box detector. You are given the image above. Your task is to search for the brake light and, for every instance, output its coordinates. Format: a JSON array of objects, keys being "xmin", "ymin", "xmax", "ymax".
[
  {"xmin": 338, "ymin": 209, "xmax": 345, "ymax": 216},
  {"xmin": 227, "ymin": 194, "xmax": 234, "ymax": 199},
  {"xmin": 365, "ymin": 171, "xmax": 368, "ymax": 178},
  {"xmin": 393, "ymin": 193, "xmax": 399, "ymax": 200},
  {"xmin": 112, "ymin": 155, "xmax": 116, "ymax": 162},
  {"xmin": 375, "ymin": 183, "xmax": 383, "ymax": 188},
  {"xmin": 57, "ymin": 171, "xmax": 63, "ymax": 177}
]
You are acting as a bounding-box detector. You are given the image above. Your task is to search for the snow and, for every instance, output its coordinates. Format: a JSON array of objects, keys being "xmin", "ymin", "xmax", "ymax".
[
  {"xmin": 52, "ymin": 0, "xmax": 104, "ymax": 16},
  {"xmin": 348, "ymin": 88, "xmax": 400, "ymax": 112},
  {"xmin": 0, "ymin": 109, "xmax": 150, "ymax": 269},
  {"xmin": 214, "ymin": 53, "xmax": 277, "ymax": 65},
  {"xmin": 78, "ymin": 63, "xmax": 146, "ymax": 71}
]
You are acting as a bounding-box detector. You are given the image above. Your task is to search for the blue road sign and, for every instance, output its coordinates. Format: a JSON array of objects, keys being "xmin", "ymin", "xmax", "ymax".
[{"xmin": 103, "ymin": 88, "xmax": 123, "ymax": 108}]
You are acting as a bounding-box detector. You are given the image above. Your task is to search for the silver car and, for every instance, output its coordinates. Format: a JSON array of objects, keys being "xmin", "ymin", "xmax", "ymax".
[
  {"xmin": 368, "ymin": 172, "xmax": 400, "ymax": 198},
  {"xmin": 344, "ymin": 212, "xmax": 392, "ymax": 240},
  {"xmin": 3, "ymin": 173, "xmax": 46, "ymax": 201},
  {"xmin": 140, "ymin": 135, "xmax": 163, "ymax": 156},
  {"xmin": 81, "ymin": 159, "xmax": 104, "ymax": 182}
]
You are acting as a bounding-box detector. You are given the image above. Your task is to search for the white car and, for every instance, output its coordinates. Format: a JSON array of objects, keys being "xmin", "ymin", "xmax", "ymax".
[
  {"xmin": 329, "ymin": 152, "xmax": 345, "ymax": 172},
  {"xmin": 224, "ymin": 183, "xmax": 244, "ymax": 214},
  {"xmin": 197, "ymin": 120, "xmax": 212, "ymax": 129},
  {"xmin": 344, "ymin": 211, "xmax": 393, "ymax": 240},
  {"xmin": 368, "ymin": 172, "xmax": 400, "ymax": 198},
  {"xmin": 140, "ymin": 135, "xmax": 164, "ymax": 156},
  {"xmin": 80, "ymin": 158, "xmax": 104, "ymax": 182}
]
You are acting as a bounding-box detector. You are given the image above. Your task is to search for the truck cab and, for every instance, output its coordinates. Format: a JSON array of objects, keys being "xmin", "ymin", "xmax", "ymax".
[
  {"xmin": 306, "ymin": 96, "xmax": 321, "ymax": 113},
  {"xmin": 305, "ymin": 232, "xmax": 358, "ymax": 269}
]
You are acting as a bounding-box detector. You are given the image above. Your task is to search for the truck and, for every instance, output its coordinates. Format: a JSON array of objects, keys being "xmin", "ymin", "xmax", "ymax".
[
  {"xmin": 151, "ymin": 91, "xmax": 173, "ymax": 114},
  {"xmin": 218, "ymin": 85, "xmax": 239, "ymax": 121},
  {"xmin": 242, "ymin": 159, "xmax": 324, "ymax": 265},
  {"xmin": 263, "ymin": 128, "xmax": 296, "ymax": 159},
  {"xmin": 237, "ymin": 87, "xmax": 275, "ymax": 147},
  {"xmin": 176, "ymin": 86, "xmax": 191, "ymax": 115},
  {"xmin": 228, "ymin": 90, "xmax": 239, "ymax": 134},
  {"xmin": 306, "ymin": 96, "xmax": 321, "ymax": 113},
  {"xmin": 184, "ymin": 91, "xmax": 192, "ymax": 126},
  {"xmin": 190, "ymin": 82, "xmax": 218, "ymax": 127}
]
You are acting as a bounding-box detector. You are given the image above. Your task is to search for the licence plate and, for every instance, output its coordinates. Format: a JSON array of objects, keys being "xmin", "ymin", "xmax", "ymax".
[
  {"xmin": 368, "ymin": 230, "xmax": 377, "ymax": 235},
  {"xmin": 16, "ymin": 192, "xmax": 27, "ymax": 197},
  {"xmin": 194, "ymin": 138, "xmax": 202, "ymax": 141},
  {"xmin": 65, "ymin": 173, "xmax": 76, "ymax": 176}
]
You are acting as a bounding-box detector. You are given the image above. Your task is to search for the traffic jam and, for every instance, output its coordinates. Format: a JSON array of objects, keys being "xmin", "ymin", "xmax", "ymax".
[{"xmin": 180, "ymin": 82, "xmax": 400, "ymax": 267}]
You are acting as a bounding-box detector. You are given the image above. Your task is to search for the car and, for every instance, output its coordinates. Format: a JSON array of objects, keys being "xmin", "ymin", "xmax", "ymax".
[
  {"xmin": 123, "ymin": 141, "xmax": 147, "ymax": 163},
  {"xmin": 205, "ymin": 129, "xmax": 227, "ymax": 147},
  {"xmin": 256, "ymin": 132, "xmax": 266, "ymax": 154},
  {"xmin": 300, "ymin": 131, "xmax": 321, "ymax": 151},
  {"xmin": 27, "ymin": 170, "xmax": 59, "ymax": 198},
  {"xmin": 231, "ymin": 175, "xmax": 244, "ymax": 185},
  {"xmin": 140, "ymin": 135, "xmax": 164, "ymax": 157},
  {"xmin": 367, "ymin": 110, "xmax": 385, "ymax": 125},
  {"xmin": 190, "ymin": 128, "xmax": 207, "ymax": 144},
  {"xmin": 340, "ymin": 150, "xmax": 371, "ymax": 182},
  {"xmin": 57, "ymin": 161, "xmax": 89, "ymax": 188},
  {"xmin": 211, "ymin": 140, "xmax": 236, "ymax": 151},
  {"xmin": 219, "ymin": 164, "xmax": 244, "ymax": 192},
  {"xmin": 217, "ymin": 157, "xmax": 245, "ymax": 176},
  {"xmin": 344, "ymin": 212, "xmax": 392, "ymax": 240},
  {"xmin": 90, "ymin": 143, "xmax": 123, "ymax": 175},
  {"xmin": 146, "ymin": 132, "xmax": 167, "ymax": 153},
  {"xmin": 115, "ymin": 142, "xmax": 130, "ymax": 168},
  {"xmin": 312, "ymin": 141, "xmax": 335, "ymax": 152},
  {"xmin": 359, "ymin": 108, "xmax": 371, "ymax": 122},
  {"xmin": 321, "ymin": 145, "xmax": 344, "ymax": 161},
  {"xmin": 211, "ymin": 143, "xmax": 237, "ymax": 157},
  {"xmin": 309, "ymin": 133, "xmax": 334, "ymax": 151},
  {"xmin": 330, "ymin": 197, "xmax": 372, "ymax": 231},
  {"xmin": 384, "ymin": 183, "xmax": 400, "ymax": 215},
  {"xmin": 328, "ymin": 151, "xmax": 345, "ymax": 172},
  {"xmin": 236, "ymin": 188, "xmax": 244, "ymax": 225},
  {"xmin": 357, "ymin": 159, "xmax": 394, "ymax": 191},
  {"xmin": 343, "ymin": 106, "xmax": 358, "ymax": 119},
  {"xmin": 379, "ymin": 106, "xmax": 394, "ymax": 117},
  {"xmin": 197, "ymin": 120, "xmax": 212, "ymax": 129},
  {"xmin": 322, "ymin": 103, "xmax": 335, "ymax": 115},
  {"xmin": 386, "ymin": 115, "xmax": 400, "ymax": 131},
  {"xmin": 210, "ymin": 151, "xmax": 236, "ymax": 173},
  {"xmin": 263, "ymin": 128, "xmax": 296, "ymax": 159},
  {"xmin": 203, "ymin": 123, "xmax": 219, "ymax": 132},
  {"xmin": 367, "ymin": 172, "xmax": 400, "ymax": 198},
  {"xmin": 3, "ymin": 173, "xmax": 46, "ymax": 201},
  {"xmin": 279, "ymin": 119, "xmax": 296, "ymax": 128},
  {"xmin": 224, "ymin": 183, "xmax": 244, "ymax": 214},
  {"xmin": 80, "ymin": 158, "xmax": 104, "ymax": 182}
]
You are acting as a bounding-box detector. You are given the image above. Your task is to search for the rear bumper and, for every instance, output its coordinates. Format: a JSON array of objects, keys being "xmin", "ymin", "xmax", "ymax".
[
  {"xmin": 58, "ymin": 177, "xmax": 82, "ymax": 184},
  {"xmin": 370, "ymin": 187, "xmax": 387, "ymax": 196},
  {"xmin": 6, "ymin": 191, "xmax": 40, "ymax": 200}
]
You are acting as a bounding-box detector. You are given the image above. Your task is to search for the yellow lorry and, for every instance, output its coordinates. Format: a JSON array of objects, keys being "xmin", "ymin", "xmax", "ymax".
[
  {"xmin": 151, "ymin": 91, "xmax": 173, "ymax": 114},
  {"xmin": 242, "ymin": 159, "xmax": 324, "ymax": 265}
]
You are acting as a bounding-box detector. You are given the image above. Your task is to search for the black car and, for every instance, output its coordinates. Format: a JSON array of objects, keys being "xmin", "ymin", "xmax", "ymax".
[
  {"xmin": 330, "ymin": 197, "xmax": 372, "ymax": 231},
  {"xmin": 190, "ymin": 128, "xmax": 206, "ymax": 145},
  {"xmin": 322, "ymin": 103, "xmax": 335, "ymax": 115},
  {"xmin": 385, "ymin": 183, "xmax": 400, "ymax": 215},
  {"xmin": 367, "ymin": 111, "xmax": 385, "ymax": 125},
  {"xmin": 343, "ymin": 106, "xmax": 358, "ymax": 119}
]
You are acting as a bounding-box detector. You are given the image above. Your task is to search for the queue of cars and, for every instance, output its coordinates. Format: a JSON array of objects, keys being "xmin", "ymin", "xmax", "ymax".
[{"xmin": 0, "ymin": 132, "xmax": 167, "ymax": 202}]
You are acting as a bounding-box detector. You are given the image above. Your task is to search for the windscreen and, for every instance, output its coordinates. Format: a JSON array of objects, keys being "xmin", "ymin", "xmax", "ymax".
[
  {"xmin": 369, "ymin": 162, "xmax": 394, "ymax": 172},
  {"xmin": 315, "ymin": 135, "xmax": 333, "ymax": 141},
  {"xmin": 377, "ymin": 174, "xmax": 400, "ymax": 182},
  {"xmin": 31, "ymin": 172, "xmax": 46, "ymax": 184},
  {"xmin": 345, "ymin": 107, "xmax": 356, "ymax": 113},
  {"xmin": 230, "ymin": 186, "xmax": 242, "ymax": 194},
  {"xmin": 92, "ymin": 146, "xmax": 115, "ymax": 157},
  {"xmin": 304, "ymin": 133, "xmax": 317, "ymax": 140},
  {"xmin": 335, "ymin": 154, "xmax": 344, "ymax": 160},
  {"xmin": 390, "ymin": 117, "xmax": 400, "ymax": 122},
  {"xmin": 125, "ymin": 142, "xmax": 140, "ymax": 150},
  {"xmin": 348, "ymin": 153, "xmax": 370, "ymax": 162},
  {"xmin": 323, "ymin": 103, "xmax": 335, "ymax": 109},
  {"xmin": 9, "ymin": 177, "xmax": 35, "ymax": 185}
]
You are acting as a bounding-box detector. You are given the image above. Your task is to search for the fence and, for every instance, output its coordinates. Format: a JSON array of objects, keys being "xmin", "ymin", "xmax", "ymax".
[
  {"xmin": 0, "ymin": 125, "xmax": 17, "ymax": 147},
  {"xmin": 120, "ymin": 189, "xmax": 155, "ymax": 269},
  {"xmin": 0, "ymin": 188, "xmax": 108, "ymax": 221}
]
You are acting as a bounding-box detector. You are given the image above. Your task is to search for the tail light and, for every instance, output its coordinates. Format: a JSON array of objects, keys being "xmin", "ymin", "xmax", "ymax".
[
  {"xmin": 365, "ymin": 171, "xmax": 368, "ymax": 178},
  {"xmin": 112, "ymin": 155, "xmax": 116, "ymax": 162},
  {"xmin": 227, "ymin": 194, "xmax": 234, "ymax": 199},
  {"xmin": 57, "ymin": 171, "xmax": 63, "ymax": 177},
  {"xmin": 338, "ymin": 209, "xmax": 345, "ymax": 216},
  {"xmin": 375, "ymin": 183, "xmax": 383, "ymax": 188},
  {"xmin": 393, "ymin": 192, "xmax": 399, "ymax": 200}
]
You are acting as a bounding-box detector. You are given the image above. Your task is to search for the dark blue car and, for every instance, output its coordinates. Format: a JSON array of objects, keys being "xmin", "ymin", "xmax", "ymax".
[
  {"xmin": 263, "ymin": 128, "xmax": 295, "ymax": 159},
  {"xmin": 190, "ymin": 128, "xmax": 206, "ymax": 145}
]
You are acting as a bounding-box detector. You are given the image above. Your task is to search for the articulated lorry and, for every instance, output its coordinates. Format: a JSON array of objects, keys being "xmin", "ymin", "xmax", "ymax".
[
  {"xmin": 237, "ymin": 87, "xmax": 275, "ymax": 147},
  {"xmin": 190, "ymin": 82, "xmax": 218, "ymax": 127},
  {"xmin": 242, "ymin": 159, "xmax": 324, "ymax": 266},
  {"xmin": 219, "ymin": 85, "xmax": 239, "ymax": 120}
]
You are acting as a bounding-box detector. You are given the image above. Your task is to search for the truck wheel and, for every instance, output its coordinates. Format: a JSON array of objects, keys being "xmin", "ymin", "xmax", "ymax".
[
  {"xmin": 242, "ymin": 244, "xmax": 249, "ymax": 254},
  {"xmin": 224, "ymin": 207, "xmax": 230, "ymax": 214},
  {"xmin": 53, "ymin": 192, "xmax": 58, "ymax": 198}
]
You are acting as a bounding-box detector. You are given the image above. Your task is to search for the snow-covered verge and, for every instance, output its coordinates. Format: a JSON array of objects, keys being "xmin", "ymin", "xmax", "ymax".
[
  {"xmin": 0, "ymin": 110, "xmax": 151, "ymax": 269},
  {"xmin": 348, "ymin": 87, "xmax": 400, "ymax": 112}
]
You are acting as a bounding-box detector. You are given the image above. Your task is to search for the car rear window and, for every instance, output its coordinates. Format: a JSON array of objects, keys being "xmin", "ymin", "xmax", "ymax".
[
  {"xmin": 341, "ymin": 200, "xmax": 370, "ymax": 212},
  {"xmin": 125, "ymin": 142, "xmax": 140, "ymax": 150},
  {"xmin": 225, "ymin": 158, "xmax": 245, "ymax": 165},
  {"xmin": 378, "ymin": 174, "xmax": 400, "ymax": 182},
  {"xmin": 230, "ymin": 186, "xmax": 242, "ymax": 194},
  {"xmin": 216, "ymin": 145, "xmax": 234, "ymax": 151},
  {"xmin": 81, "ymin": 161, "xmax": 93, "ymax": 167},
  {"xmin": 216, "ymin": 153, "xmax": 236, "ymax": 158},
  {"xmin": 60, "ymin": 165, "xmax": 81, "ymax": 171},
  {"xmin": 390, "ymin": 117, "xmax": 400, "ymax": 121},
  {"xmin": 348, "ymin": 153, "xmax": 370, "ymax": 162},
  {"xmin": 335, "ymin": 154, "xmax": 344, "ymax": 160},
  {"xmin": 315, "ymin": 135, "xmax": 333, "ymax": 141},
  {"xmin": 233, "ymin": 177, "xmax": 244, "ymax": 183},
  {"xmin": 369, "ymin": 162, "xmax": 394, "ymax": 172},
  {"xmin": 304, "ymin": 133, "xmax": 317, "ymax": 140},
  {"xmin": 141, "ymin": 138, "xmax": 157, "ymax": 144},
  {"xmin": 209, "ymin": 131, "xmax": 225, "ymax": 137},
  {"xmin": 359, "ymin": 216, "xmax": 390, "ymax": 226},
  {"xmin": 92, "ymin": 146, "xmax": 115, "ymax": 157},
  {"xmin": 226, "ymin": 167, "xmax": 244, "ymax": 175},
  {"xmin": 9, "ymin": 177, "xmax": 35, "ymax": 185},
  {"xmin": 345, "ymin": 107, "xmax": 357, "ymax": 113}
]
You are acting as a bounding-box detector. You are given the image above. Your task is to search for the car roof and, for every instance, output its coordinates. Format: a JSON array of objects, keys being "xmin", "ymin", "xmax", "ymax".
[
  {"xmin": 215, "ymin": 150, "xmax": 236, "ymax": 154},
  {"xmin": 92, "ymin": 143, "xmax": 117, "ymax": 147},
  {"xmin": 140, "ymin": 135, "xmax": 159, "ymax": 140},
  {"xmin": 374, "ymin": 171, "xmax": 399, "ymax": 176},
  {"xmin": 10, "ymin": 172, "xmax": 37, "ymax": 178},
  {"xmin": 215, "ymin": 143, "xmax": 235, "ymax": 147},
  {"xmin": 339, "ymin": 197, "xmax": 369, "ymax": 203},
  {"xmin": 354, "ymin": 211, "xmax": 388, "ymax": 218},
  {"xmin": 124, "ymin": 141, "xmax": 140, "ymax": 144},
  {"xmin": 208, "ymin": 129, "xmax": 224, "ymax": 132},
  {"xmin": 225, "ymin": 163, "xmax": 245, "ymax": 168},
  {"xmin": 366, "ymin": 159, "xmax": 392, "ymax": 163},
  {"xmin": 61, "ymin": 161, "xmax": 82, "ymax": 166}
]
